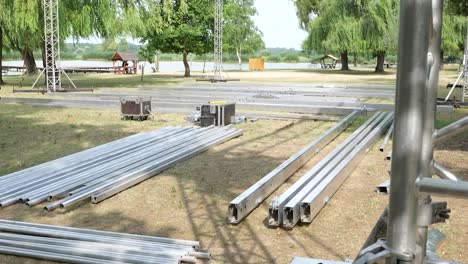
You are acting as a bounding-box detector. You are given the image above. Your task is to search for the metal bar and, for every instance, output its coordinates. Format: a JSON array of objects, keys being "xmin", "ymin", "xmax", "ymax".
[
  {"xmin": 0, "ymin": 245, "xmax": 122, "ymax": 264},
  {"xmin": 387, "ymin": 0, "xmax": 432, "ymax": 261},
  {"xmin": 268, "ymin": 112, "xmax": 384, "ymax": 227},
  {"xmin": 433, "ymin": 161, "xmax": 459, "ymax": 181},
  {"xmin": 416, "ymin": 178, "xmax": 468, "ymax": 199},
  {"xmin": 299, "ymin": 112, "xmax": 393, "ymax": 225},
  {"xmin": 379, "ymin": 122, "xmax": 394, "ymax": 152},
  {"xmin": 0, "ymin": 239, "xmax": 179, "ymax": 264},
  {"xmin": 282, "ymin": 113, "xmax": 392, "ymax": 227},
  {"xmin": 0, "ymin": 220, "xmax": 199, "ymax": 247},
  {"xmin": 376, "ymin": 179, "xmax": 391, "ymax": 194},
  {"xmin": 227, "ymin": 111, "xmax": 359, "ymax": 224},
  {"xmin": 444, "ymin": 71, "xmax": 464, "ymax": 101},
  {"xmin": 0, "ymin": 232, "xmax": 191, "ymax": 260},
  {"xmin": 91, "ymin": 128, "xmax": 243, "ymax": 204},
  {"xmin": 417, "ymin": 0, "xmax": 444, "ymax": 259},
  {"xmin": 44, "ymin": 127, "xmax": 239, "ymax": 211},
  {"xmin": 0, "ymin": 129, "xmax": 166, "ymax": 183},
  {"xmin": 0, "ymin": 223, "xmax": 194, "ymax": 253},
  {"xmin": 0, "ymin": 128, "xmax": 191, "ymax": 205},
  {"xmin": 433, "ymin": 116, "xmax": 468, "ymax": 144},
  {"xmin": 21, "ymin": 127, "xmax": 209, "ymax": 206}
]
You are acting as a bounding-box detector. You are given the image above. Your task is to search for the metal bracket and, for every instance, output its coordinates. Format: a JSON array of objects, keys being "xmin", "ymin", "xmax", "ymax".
[{"xmin": 355, "ymin": 239, "xmax": 413, "ymax": 264}]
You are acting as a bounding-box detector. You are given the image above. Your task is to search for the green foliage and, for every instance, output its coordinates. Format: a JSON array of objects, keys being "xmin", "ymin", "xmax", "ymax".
[
  {"xmin": 441, "ymin": 13, "xmax": 466, "ymax": 57},
  {"xmin": 293, "ymin": 0, "xmax": 321, "ymax": 29},
  {"xmin": 143, "ymin": 0, "xmax": 213, "ymax": 56},
  {"xmin": 223, "ymin": 0, "xmax": 265, "ymax": 63},
  {"xmin": 445, "ymin": 0, "xmax": 468, "ymax": 16}
]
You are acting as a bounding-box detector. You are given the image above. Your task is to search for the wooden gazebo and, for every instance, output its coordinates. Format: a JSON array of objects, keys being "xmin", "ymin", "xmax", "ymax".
[
  {"xmin": 112, "ymin": 51, "xmax": 138, "ymax": 74},
  {"xmin": 319, "ymin": 54, "xmax": 338, "ymax": 69}
]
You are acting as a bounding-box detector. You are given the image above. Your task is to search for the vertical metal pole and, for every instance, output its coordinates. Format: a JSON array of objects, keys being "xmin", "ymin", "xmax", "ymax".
[
  {"xmin": 416, "ymin": 1, "xmax": 444, "ymax": 263},
  {"xmin": 463, "ymin": 18, "xmax": 468, "ymax": 102},
  {"xmin": 213, "ymin": 0, "xmax": 223, "ymax": 81},
  {"xmin": 387, "ymin": 0, "xmax": 431, "ymax": 262}
]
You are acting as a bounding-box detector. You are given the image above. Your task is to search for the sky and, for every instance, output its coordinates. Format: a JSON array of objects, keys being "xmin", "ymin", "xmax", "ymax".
[
  {"xmin": 72, "ymin": 0, "xmax": 308, "ymax": 50},
  {"xmin": 253, "ymin": 0, "xmax": 308, "ymax": 50}
]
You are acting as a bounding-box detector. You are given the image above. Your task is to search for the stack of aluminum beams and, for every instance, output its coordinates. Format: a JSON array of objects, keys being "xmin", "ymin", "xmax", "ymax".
[
  {"xmin": 227, "ymin": 111, "xmax": 360, "ymax": 224},
  {"xmin": 0, "ymin": 220, "xmax": 210, "ymax": 264},
  {"xmin": 268, "ymin": 112, "xmax": 393, "ymax": 229},
  {"xmin": 0, "ymin": 126, "xmax": 242, "ymax": 211}
]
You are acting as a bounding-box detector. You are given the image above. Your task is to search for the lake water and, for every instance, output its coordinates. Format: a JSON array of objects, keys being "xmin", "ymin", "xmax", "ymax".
[{"xmin": 3, "ymin": 60, "xmax": 324, "ymax": 75}]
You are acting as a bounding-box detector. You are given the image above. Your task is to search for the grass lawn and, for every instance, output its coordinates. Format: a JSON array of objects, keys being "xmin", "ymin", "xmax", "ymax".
[{"xmin": 0, "ymin": 103, "xmax": 466, "ymax": 263}]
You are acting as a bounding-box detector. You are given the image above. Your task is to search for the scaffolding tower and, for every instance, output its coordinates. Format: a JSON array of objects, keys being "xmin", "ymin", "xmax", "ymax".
[
  {"xmin": 32, "ymin": 0, "xmax": 76, "ymax": 92},
  {"xmin": 445, "ymin": 18, "xmax": 468, "ymax": 103},
  {"xmin": 463, "ymin": 22, "xmax": 468, "ymax": 102},
  {"xmin": 213, "ymin": 0, "xmax": 224, "ymax": 82}
]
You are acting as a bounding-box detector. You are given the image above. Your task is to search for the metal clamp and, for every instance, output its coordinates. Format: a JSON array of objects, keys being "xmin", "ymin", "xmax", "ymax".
[{"xmin": 355, "ymin": 239, "xmax": 413, "ymax": 264}]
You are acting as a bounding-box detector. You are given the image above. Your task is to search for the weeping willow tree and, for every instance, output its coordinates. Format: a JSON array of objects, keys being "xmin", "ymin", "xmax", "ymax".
[
  {"xmin": 356, "ymin": 0, "xmax": 399, "ymax": 73},
  {"xmin": 293, "ymin": 0, "xmax": 321, "ymax": 29},
  {"xmin": 0, "ymin": 0, "xmax": 149, "ymax": 74},
  {"xmin": 303, "ymin": 0, "xmax": 362, "ymax": 70}
]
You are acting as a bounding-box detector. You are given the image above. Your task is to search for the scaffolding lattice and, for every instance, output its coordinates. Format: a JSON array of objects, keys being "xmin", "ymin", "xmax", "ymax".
[
  {"xmin": 32, "ymin": 0, "xmax": 76, "ymax": 92},
  {"xmin": 213, "ymin": 0, "xmax": 224, "ymax": 81},
  {"xmin": 463, "ymin": 22, "xmax": 468, "ymax": 102},
  {"xmin": 44, "ymin": 0, "xmax": 61, "ymax": 91}
]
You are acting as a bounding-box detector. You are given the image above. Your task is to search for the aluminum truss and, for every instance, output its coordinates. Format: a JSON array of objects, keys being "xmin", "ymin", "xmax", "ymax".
[
  {"xmin": 445, "ymin": 18, "xmax": 468, "ymax": 103},
  {"xmin": 213, "ymin": 0, "xmax": 224, "ymax": 82},
  {"xmin": 31, "ymin": 0, "xmax": 76, "ymax": 92},
  {"xmin": 355, "ymin": 1, "xmax": 468, "ymax": 263},
  {"xmin": 296, "ymin": 0, "xmax": 468, "ymax": 263},
  {"xmin": 463, "ymin": 22, "xmax": 468, "ymax": 102}
]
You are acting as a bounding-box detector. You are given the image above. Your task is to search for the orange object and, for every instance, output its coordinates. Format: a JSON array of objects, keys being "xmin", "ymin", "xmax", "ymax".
[{"xmin": 249, "ymin": 58, "xmax": 265, "ymax": 71}]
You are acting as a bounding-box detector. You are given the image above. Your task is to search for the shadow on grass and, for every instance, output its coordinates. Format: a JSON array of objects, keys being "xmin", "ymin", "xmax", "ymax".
[{"xmin": 0, "ymin": 103, "xmax": 346, "ymax": 263}]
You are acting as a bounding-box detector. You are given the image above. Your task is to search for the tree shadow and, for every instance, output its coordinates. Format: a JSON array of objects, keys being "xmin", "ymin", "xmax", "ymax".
[{"xmin": 0, "ymin": 103, "xmax": 351, "ymax": 263}]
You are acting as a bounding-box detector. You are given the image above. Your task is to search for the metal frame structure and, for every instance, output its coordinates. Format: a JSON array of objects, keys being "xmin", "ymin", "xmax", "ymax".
[
  {"xmin": 31, "ymin": 0, "xmax": 76, "ymax": 92},
  {"xmin": 228, "ymin": 111, "xmax": 359, "ymax": 224},
  {"xmin": 213, "ymin": 0, "xmax": 224, "ymax": 81},
  {"xmin": 444, "ymin": 18, "xmax": 468, "ymax": 103},
  {"xmin": 299, "ymin": 0, "xmax": 468, "ymax": 263},
  {"xmin": 355, "ymin": 1, "xmax": 468, "ymax": 263}
]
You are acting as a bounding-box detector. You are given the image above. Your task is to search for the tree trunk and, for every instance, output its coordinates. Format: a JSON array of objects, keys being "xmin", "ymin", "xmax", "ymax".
[
  {"xmin": 236, "ymin": 47, "xmax": 242, "ymax": 71},
  {"xmin": 21, "ymin": 48, "xmax": 38, "ymax": 74},
  {"xmin": 440, "ymin": 50, "xmax": 444, "ymax": 70},
  {"xmin": 340, "ymin": 50, "xmax": 349, "ymax": 70},
  {"xmin": 0, "ymin": 27, "xmax": 4, "ymax": 85},
  {"xmin": 182, "ymin": 49, "xmax": 190, "ymax": 77},
  {"xmin": 353, "ymin": 54, "xmax": 358, "ymax": 67},
  {"xmin": 375, "ymin": 51, "xmax": 385, "ymax": 73}
]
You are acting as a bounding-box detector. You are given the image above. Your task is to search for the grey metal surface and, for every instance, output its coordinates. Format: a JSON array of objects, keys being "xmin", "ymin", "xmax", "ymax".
[
  {"xmin": 268, "ymin": 112, "xmax": 384, "ymax": 227},
  {"xmin": 227, "ymin": 111, "xmax": 359, "ymax": 224},
  {"xmin": 0, "ymin": 220, "xmax": 208, "ymax": 264},
  {"xmin": 379, "ymin": 122, "xmax": 394, "ymax": 152},
  {"xmin": 0, "ymin": 126, "xmax": 242, "ymax": 211},
  {"xmin": 376, "ymin": 179, "xmax": 391, "ymax": 194},
  {"xmin": 291, "ymin": 257, "xmax": 348, "ymax": 264},
  {"xmin": 416, "ymin": 178, "xmax": 468, "ymax": 198},
  {"xmin": 282, "ymin": 113, "xmax": 391, "ymax": 228},
  {"xmin": 433, "ymin": 116, "xmax": 468, "ymax": 144},
  {"xmin": 388, "ymin": 0, "xmax": 431, "ymax": 260},
  {"xmin": 299, "ymin": 112, "xmax": 393, "ymax": 225},
  {"xmin": 433, "ymin": 162, "xmax": 460, "ymax": 181}
]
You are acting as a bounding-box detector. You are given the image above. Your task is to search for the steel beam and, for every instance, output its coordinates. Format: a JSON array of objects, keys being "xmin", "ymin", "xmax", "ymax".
[
  {"xmin": 387, "ymin": 0, "xmax": 432, "ymax": 261},
  {"xmin": 227, "ymin": 111, "xmax": 359, "ymax": 224}
]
